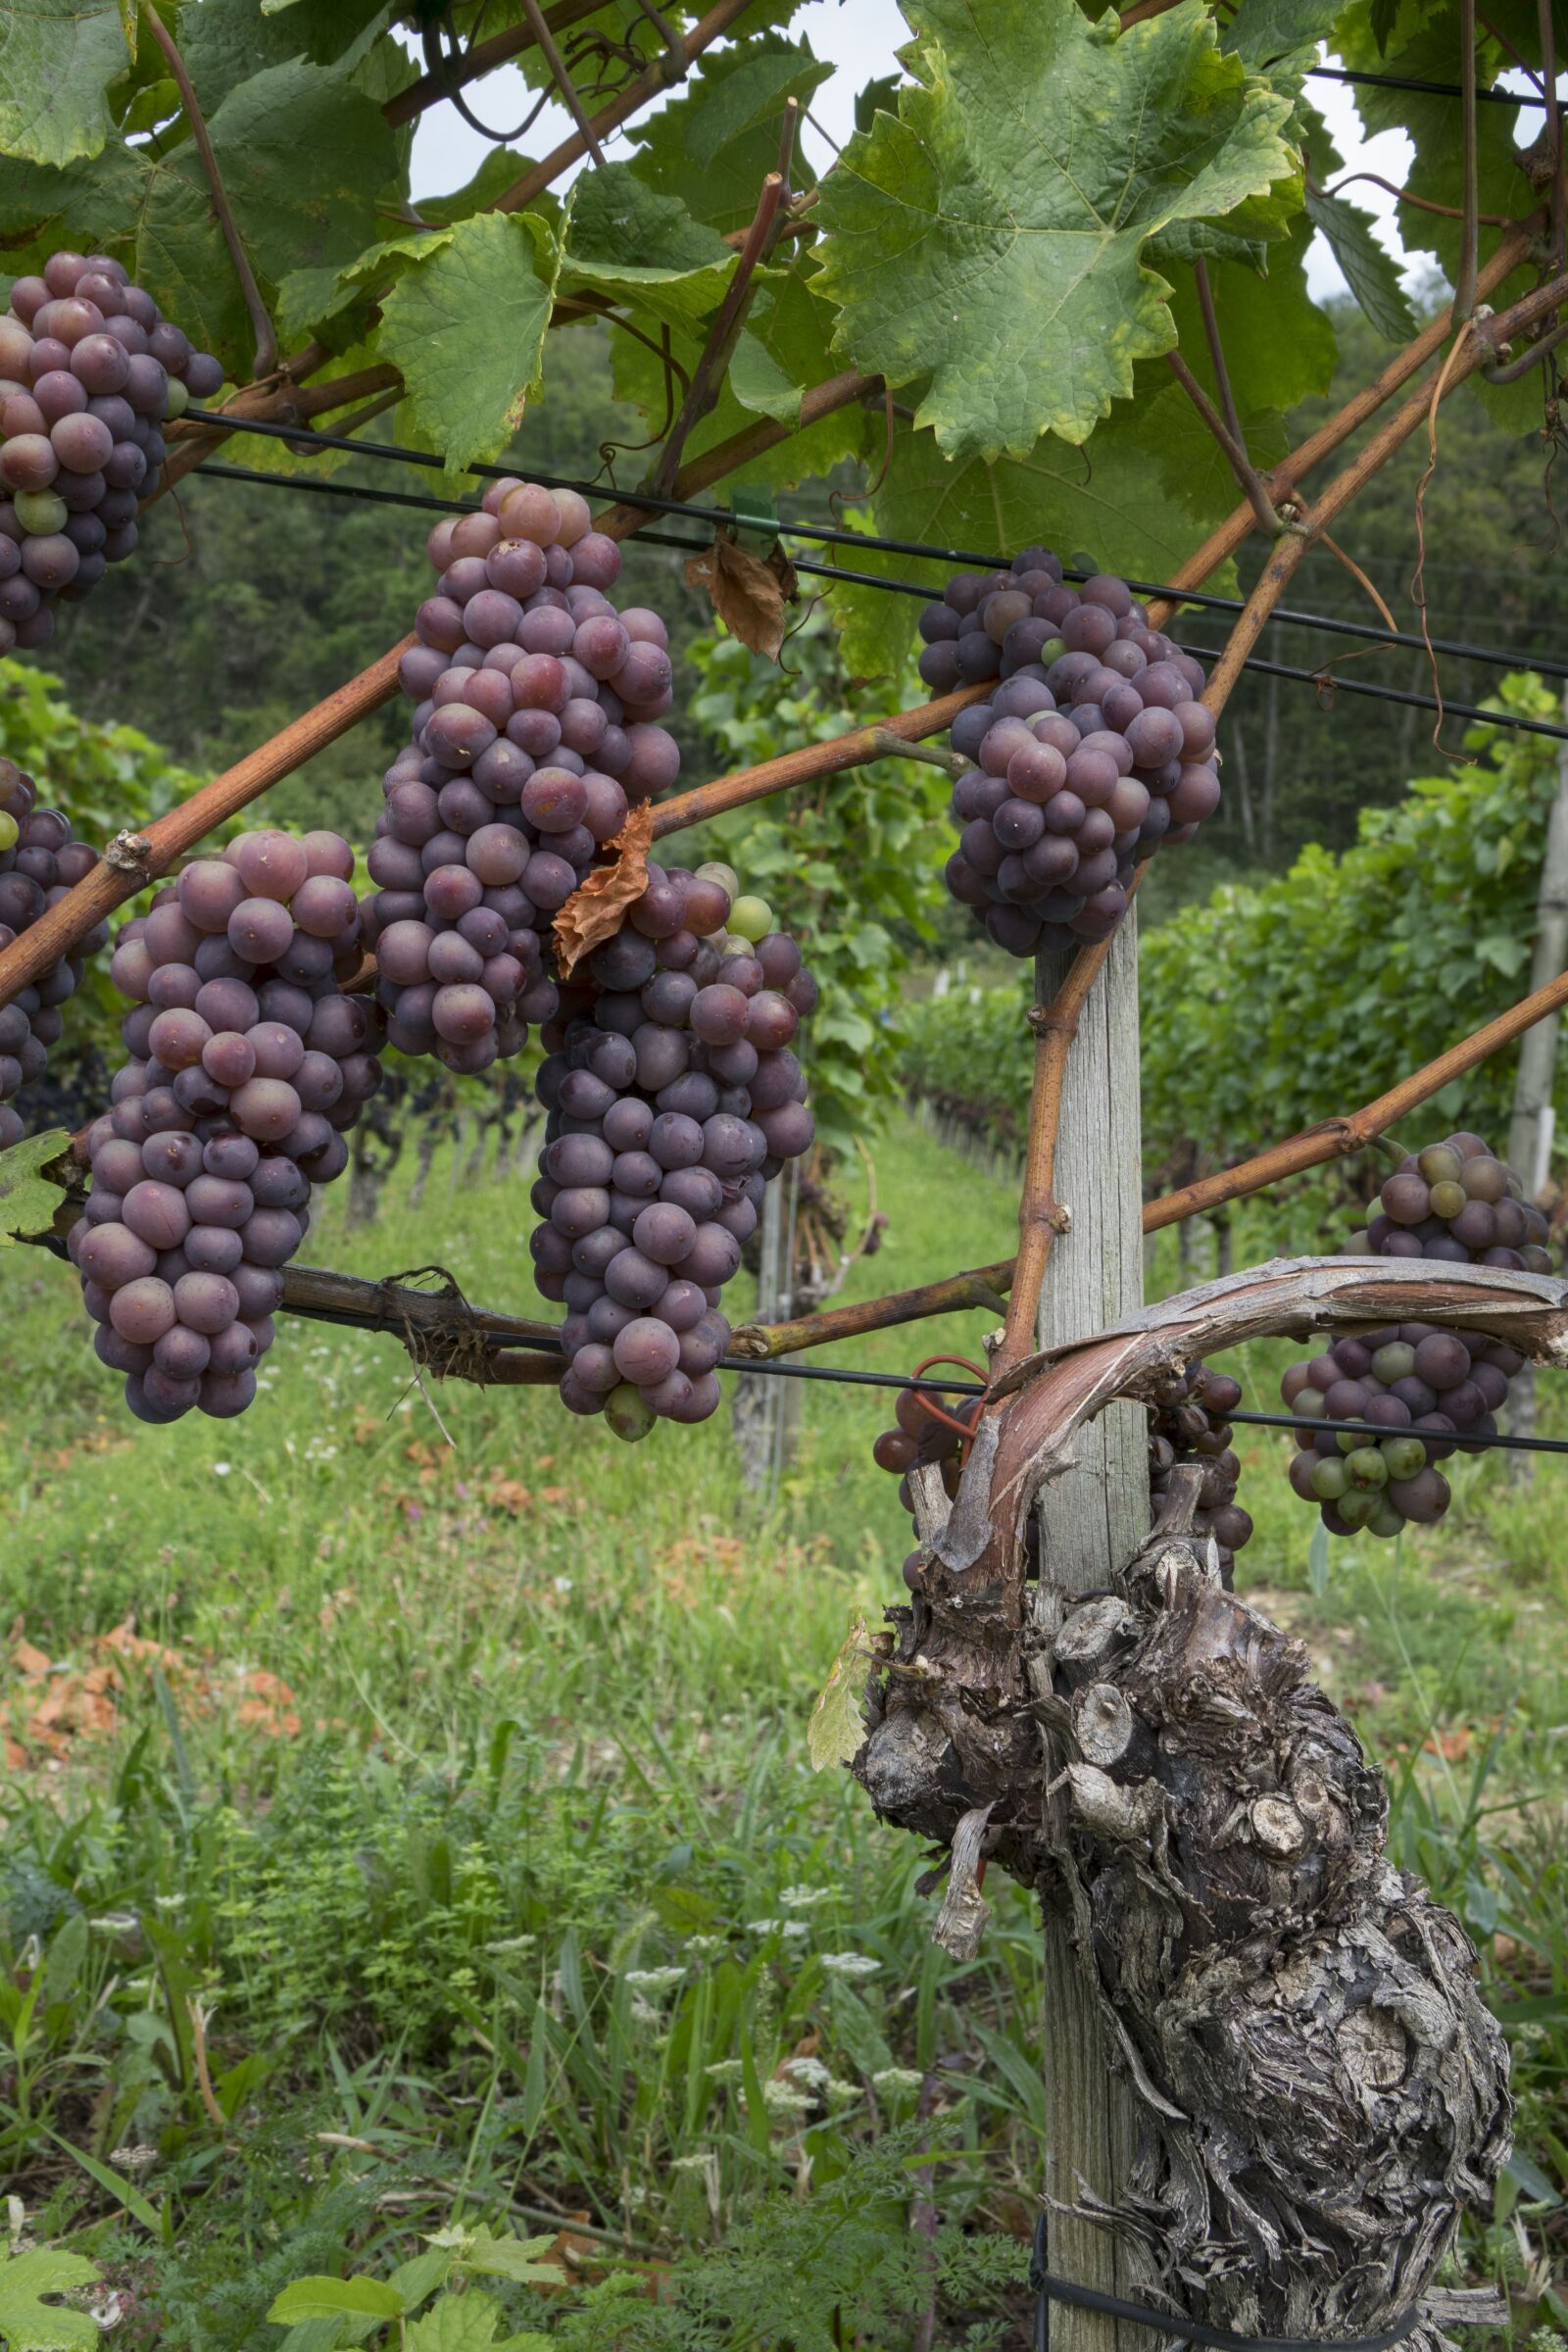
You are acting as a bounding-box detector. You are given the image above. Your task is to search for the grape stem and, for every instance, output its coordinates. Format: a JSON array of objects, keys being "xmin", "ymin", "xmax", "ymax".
[
  {"xmin": 1456, "ymin": 0, "xmax": 1481, "ymax": 323},
  {"xmin": 494, "ymin": 0, "xmax": 763, "ymax": 215},
  {"xmin": 1189, "ymin": 260, "xmax": 1284, "ymax": 536},
  {"xmin": 141, "ymin": 3, "xmax": 277, "ymax": 381},
  {"xmin": 1165, "ymin": 349, "xmax": 1284, "ymax": 537},
  {"xmin": 651, "ymin": 163, "xmax": 788, "ymax": 497},
  {"xmin": 384, "ymin": 0, "xmax": 609, "ymax": 126},
  {"xmin": 516, "ymin": 0, "xmax": 608, "ymax": 166},
  {"xmin": 1144, "ymin": 217, "xmax": 1541, "ymax": 629}
]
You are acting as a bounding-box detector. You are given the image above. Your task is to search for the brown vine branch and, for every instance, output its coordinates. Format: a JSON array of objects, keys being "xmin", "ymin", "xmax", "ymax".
[
  {"xmin": 1191, "ymin": 260, "xmax": 1283, "ymax": 535},
  {"xmin": 1542, "ymin": 0, "xmax": 1564, "ymax": 267},
  {"xmin": 0, "ymin": 640, "xmax": 413, "ymax": 1011},
  {"xmin": 142, "ymin": 3, "xmax": 276, "ymax": 380},
  {"xmin": 496, "ymin": 0, "xmax": 760, "ymax": 215},
  {"xmin": 649, "ymin": 683, "xmax": 992, "ymax": 840},
  {"xmin": 1320, "ymin": 170, "xmax": 1514, "ymax": 226},
  {"xmin": 1457, "ymin": 0, "xmax": 1481, "ymax": 321},
  {"xmin": 384, "ymin": 0, "xmax": 609, "ymax": 126},
  {"xmin": 1166, "ymin": 351, "xmax": 1283, "ymax": 534},
  {"xmin": 651, "ymin": 166, "xmax": 786, "ymax": 496},
  {"xmin": 592, "ymin": 364, "xmax": 879, "ymax": 539},
  {"xmin": 518, "ymin": 0, "xmax": 607, "ymax": 166},
  {"xmin": 1146, "ymin": 219, "xmax": 1540, "ymax": 626}
]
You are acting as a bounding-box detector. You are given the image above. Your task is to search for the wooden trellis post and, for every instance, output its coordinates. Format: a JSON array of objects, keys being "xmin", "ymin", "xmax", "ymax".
[{"xmin": 1028, "ymin": 921, "xmax": 1149, "ymax": 2352}]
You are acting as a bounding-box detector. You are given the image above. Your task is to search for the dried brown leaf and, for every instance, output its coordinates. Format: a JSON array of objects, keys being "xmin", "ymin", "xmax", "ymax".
[
  {"xmin": 685, "ymin": 532, "xmax": 798, "ymax": 661},
  {"xmin": 553, "ymin": 799, "xmax": 657, "ymax": 979}
]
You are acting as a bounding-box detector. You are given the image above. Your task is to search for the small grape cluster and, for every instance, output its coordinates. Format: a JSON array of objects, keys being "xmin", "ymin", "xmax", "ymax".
[
  {"xmin": 1146, "ymin": 1361, "xmax": 1252, "ymax": 1586},
  {"xmin": 367, "ymin": 478, "xmax": 682, "ymax": 1072},
  {"xmin": 70, "ymin": 828, "xmax": 382, "ymax": 1423},
  {"xmin": 926, "ymin": 550, "xmax": 1219, "ymax": 956},
  {"xmin": 0, "ymin": 756, "xmax": 106, "ymax": 1148},
  {"xmin": 0, "ymin": 250, "xmax": 222, "ymax": 647},
  {"xmin": 868, "ymin": 1382, "xmax": 983, "ymax": 1590},
  {"xmin": 530, "ymin": 860, "xmax": 816, "ymax": 1434},
  {"xmin": 1283, "ymin": 1132, "xmax": 1545, "ymax": 1538}
]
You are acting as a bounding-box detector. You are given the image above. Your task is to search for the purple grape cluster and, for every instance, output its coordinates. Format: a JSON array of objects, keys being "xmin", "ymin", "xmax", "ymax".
[
  {"xmin": 69, "ymin": 828, "xmax": 382, "ymax": 1423},
  {"xmin": 0, "ymin": 756, "xmax": 106, "ymax": 1147},
  {"xmin": 1283, "ymin": 1131, "xmax": 1549, "ymax": 1538},
  {"xmin": 1146, "ymin": 1360, "xmax": 1252, "ymax": 1587},
  {"xmin": 530, "ymin": 859, "xmax": 816, "ymax": 1436},
  {"xmin": 0, "ymin": 250, "xmax": 222, "ymax": 647},
  {"xmin": 925, "ymin": 550, "xmax": 1220, "ymax": 956},
  {"xmin": 366, "ymin": 477, "xmax": 682, "ymax": 1071}
]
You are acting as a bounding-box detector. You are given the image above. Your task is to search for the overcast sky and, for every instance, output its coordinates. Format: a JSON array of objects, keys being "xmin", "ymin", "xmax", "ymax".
[{"xmin": 403, "ymin": 3, "xmax": 1547, "ymax": 310}]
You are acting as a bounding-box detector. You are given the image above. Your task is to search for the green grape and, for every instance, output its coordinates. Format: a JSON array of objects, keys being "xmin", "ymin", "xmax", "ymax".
[
  {"xmin": 15, "ymin": 489, "xmax": 66, "ymax": 534},
  {"xmin": 1428, "ymin": 1180, "xmax": 1466, "ymax": 1219},
  {"xmin": 1338, "ymin": 1430, "xmax": 1359, "ymax": 1454},
  {"xmin": 1337, "ymin": 1487, "xmax": 1377, "ymax": 1528},
  {"xmin": 1417, "ymin": 1145, "xmax": 1462, "ymax": 1185},
  {"xmin": 1342, "ymin": 1232, "xmax": 1373, "ymax": 1254},
  {"xmin": 604, "ymin": 1384, "xmax": 656, "ymax": 1444},
  {"xmin": 1293, "ymin": 1389, "xmax": 1326, "ymax": 1418},
  {"xmin": 1310, "ymin": 1456, "xmax": 1348, "ymax": 1500},
  {"xmin": 728, "ymin": 894, "xmax": 773, "ymax": 943},
  {"xmin": 1367, "ymin": 1500, "xmax": 1405, "ymax": 1539},
  {"xmin": 697, "ymin": 859, "xmax": 739, "ymax": 900},
  {"xmin": 1371, "ymin": 1342, "xmax": 1415, "ymax": 1383},
  {"xmin": 0, "ymin": 808, "xmax": 17, "ymax": 854},
  {"xmin": 1345, "ymin": 1446, "xmax": 1388, "ymax": 1490},
  {"xmin": 164, "ymin": 378, "xmax": 189, "ymax": 419},
  {"xmin": 1380, "ymin": 1436, "xmax": 1427, "ymax": 1482}
]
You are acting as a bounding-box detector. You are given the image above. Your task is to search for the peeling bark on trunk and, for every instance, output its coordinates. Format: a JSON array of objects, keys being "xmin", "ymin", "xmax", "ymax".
[{"xmin": 854, "ymin": 1256, "xmax": 1537, "ymax": 2338}]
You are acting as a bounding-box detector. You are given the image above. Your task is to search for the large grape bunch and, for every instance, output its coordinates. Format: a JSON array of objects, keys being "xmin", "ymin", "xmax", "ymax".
[
  {"xmin": 1282, "ymin": 1132, "xmax": 1548, "ymax": 1538},
  {"xmin": 531, "ymin": 860, "xmax": 816, "ymax": 1434},
  {"xmin": 68, "ymin": 829, "xmax": 382, "ymax": 1423},
  {"xmin": 925, "ymin": 550, "xmax": 1219, "ymax": 956},
  {"xmin": 0, "ymin": 757, "xmax": 107, "ymax": 1148},
  {"xmin": 0, "ymin": 251, "xmax": 222, "ymax": 648},
  {"xmin": 1146, "ymin": 1360, "xmax": 1252, "ymax": 1587},
  {"xmin": 366, "ymin": 477, "xmax": 682, "ymax": 1071}
]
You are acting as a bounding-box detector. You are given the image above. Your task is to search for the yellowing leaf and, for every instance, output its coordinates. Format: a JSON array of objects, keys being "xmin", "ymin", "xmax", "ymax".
[
  {"xmin": 808, "ymin": 1616, "xmax": 873, "ymax": 1772},
  {"xmin": 378, "ymin": 211, "xmax": 559, "ymax": 475}
]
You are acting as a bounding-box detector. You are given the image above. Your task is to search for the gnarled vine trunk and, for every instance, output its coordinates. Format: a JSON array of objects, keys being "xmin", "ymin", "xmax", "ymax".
[{"xmin": 853, "ymin": 1256, "xmax": 1554, "ymax": 2340}]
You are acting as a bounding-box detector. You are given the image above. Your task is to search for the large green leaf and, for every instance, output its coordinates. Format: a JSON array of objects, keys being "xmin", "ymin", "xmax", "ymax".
[
  {"xmin": 207, "ymin": 58, "xmax": 401, "ymax": 289},
  {"xmin": 0, "ymin": 1128, "xmax": 72, "ymax": 1248},
  {"xmin": 268, "ymin": 2277, "xmax": 405, "ymax": 2325},
  {"xmin": 629, "ymin": 32, "xmax": 832, "ymax": 234},
  {"xmin": 177, "ymin": 0, "xmax": 320, "ymax": 112},
  {"xmin": 377, "ymin": 210, "xmax": 559, "ymax": 474},
  {"xmin": 0, "ymin": 2247, "xmax": 100, "ymax": 2351},
  {"xmin": 561, "ymin": 163, "xmax": 734, "ymax": 330},
  {"xmin": 813, "ymin": 0, "xmax": 1297, "ymax": 462},
  {"xmin": 0, "ymin": 1, "xmax": 127, "ymax": 168},
  {"xmin": 1224, "ymin": 0, "xmax": 1342, "ymax": 64},
  {"xmin": 828, "ymin": 388, "xmax": 1249, "ymax": 679},
  {"xmin": 1302, "ymin": 186, "xmax": 1417, "ymax": 342},
  {"xmin": 1161, "ymin": 213, "xmax": 1337, "ymax": 413}
]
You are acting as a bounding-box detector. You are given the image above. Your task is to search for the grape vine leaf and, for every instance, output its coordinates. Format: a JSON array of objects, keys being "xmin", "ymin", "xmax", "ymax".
[
  {"xmin": 207, "ymin": 59, "xmax": 402, "ymax": 289},
  {"xmin": 0, "ymin": 2245, "xmax": 99, "ymax": 2348},
  {"xmin": 560, "ymin": 163, "xmax": 734, "ymax": 329},
  {"xmin": 628, "ymin": 33, "xmax": 833, "ymax": 235},
  {"xmin": 378, "ymin": 210, "xmax": 561, "ymax": 473},
  {"xmin": 267, "ymin": 2278, "xmax": 406, "ymax": 2324},
  {"xmin": 1301, "ymin": 187, "xmax": 1417, "ymax": 342},
  {"xmin": 1162, "ymin": 214, "xmax": 1337, "ymax": 412},
  {"xmin": 808, "ymin": 1616, "xmax": 873, "ymax": 1772},
  {"xmin": 1222, "ymin": 0, "xmax": 1342, "ymax": 66},
  {"xmin": 0, "ymin": 1, "xmax": 129, "ymax": 169},
  {"xmin": 813, "ymin": 0, "xmax": 1298, "ymax": 462},
  {"xmin": 407, "ymin": 2291, "xmax": 549, "ymax": 2352},
  {"xmin": 0, "ymin": 1128, "xmax": 73, "ymax": 1248}
]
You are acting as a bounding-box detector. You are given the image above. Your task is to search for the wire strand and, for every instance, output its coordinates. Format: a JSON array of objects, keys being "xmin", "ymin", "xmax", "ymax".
[
  {"xmin": 189, "ymin": 464, "xmax": 1568, "ymax": 745},
  {"xmin": 181, "ymin": 412, "xmax": 1568, "ymax": 683}
]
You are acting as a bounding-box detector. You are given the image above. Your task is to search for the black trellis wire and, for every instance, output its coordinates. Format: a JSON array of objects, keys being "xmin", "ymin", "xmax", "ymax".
[
  {"xmin": 1308, "ymin": 62, "xmax": 1548, "ymax": 106},
  {"xmin": 190, "ymin": 459, "xmax": 1568, "ymax": 747},
  {"xmin": 184, "ymin": 407, "xmax": 1568, "ymax": 686},
  {"xmin": 283, "ymin": 1293, "xmax": 1568, "ymax": 1460}
]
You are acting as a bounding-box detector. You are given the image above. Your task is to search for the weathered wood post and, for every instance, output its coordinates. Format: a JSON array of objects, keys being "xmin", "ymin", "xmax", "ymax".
[{"xmin": 1027, "ymin": 923, "xmax": 1148, "ymax": 2352}]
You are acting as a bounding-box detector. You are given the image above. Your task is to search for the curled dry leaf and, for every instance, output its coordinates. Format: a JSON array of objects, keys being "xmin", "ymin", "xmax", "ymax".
[
  {"xmin": 685, "ymin": 531, "xmax": 799, "ymax": 661},
  {"xmin": 552, "ymin": 798, "xmax": 657, "ymax": 979}
]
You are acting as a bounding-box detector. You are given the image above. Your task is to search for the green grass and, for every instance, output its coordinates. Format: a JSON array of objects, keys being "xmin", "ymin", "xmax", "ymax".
[{"xmin": 0, "ymin": 1122, "xmax": 1563, "ymax": 2346}]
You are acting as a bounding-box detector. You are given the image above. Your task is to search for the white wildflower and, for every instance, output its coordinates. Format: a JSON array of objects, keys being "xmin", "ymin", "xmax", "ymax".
[
  {"xmin": 826, "ymin": 2078, "xmax": 861, "ymax": 2105},
  {"xmin": 705, "ymin": 2059, "xmax": 744, "ymax": 2082},
  {"xmin": 778, "ymin": 1886, "xmax": 832, "ymax": 1910},
  {"xmin": 683, "ymin": 1933, "xmax": 724, "ymax": 1957},
  {"xmin": 212, "ymin": 1462, "xmax": 232, "ymax": 1477},
  {"xmin": 629, "ymin": 1996, "xmax": 662, "ymax": 2027},
  {"xmin": 624, "ymin": 1966, "xmax": 685, "ymax": 1993},
  {"xmin": 747, "ymin": 1917, "xmax": 785, "ymax": 1936},
  {"xmin": 484, "ymin": 1934, "xmax": 536, "ymax": 1955},
  {"xmin": 760, "ymin": 2079, "xmax": 812, "ymax": 2115},
  {"xmin": 872, "ymin": 2067, "xmax": 925, "ymax": 2094},
  {"xmin": 783, "ymin": 2054, "xmax": 831, "ymax": 2088},
  {"xmin": 819, "ymin": 1951, "xmax": 880, "ymax": 1978},
  {"xmin": 670, "ymin": 2152, "xmax": 716, "ymax": 2173}
]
